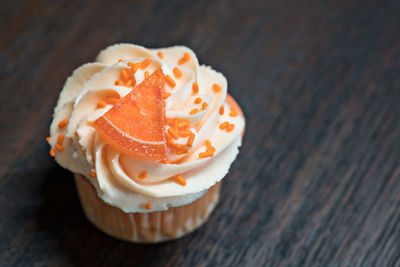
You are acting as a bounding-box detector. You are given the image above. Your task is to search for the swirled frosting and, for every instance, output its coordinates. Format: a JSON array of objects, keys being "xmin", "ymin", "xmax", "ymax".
[{"xmin": 49, "ymin": 44, "xmax": 245, "ymax": 212}]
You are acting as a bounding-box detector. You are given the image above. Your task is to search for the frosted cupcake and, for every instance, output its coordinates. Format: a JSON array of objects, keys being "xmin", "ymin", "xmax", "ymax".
[{"xmin": 47, "ymin": 44, "xmax": 245, "ymax": 242}]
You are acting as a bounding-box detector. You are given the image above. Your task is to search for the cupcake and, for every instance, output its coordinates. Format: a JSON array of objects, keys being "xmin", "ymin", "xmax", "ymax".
[{"xmin": 47, "ymin": 44, "xmax": 245, "ymax": 243}]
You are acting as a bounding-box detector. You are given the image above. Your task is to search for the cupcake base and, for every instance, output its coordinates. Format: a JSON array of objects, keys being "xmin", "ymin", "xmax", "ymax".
[{"xmin": 74, "ymin": 174, "xmax": 221, "ymax": 243}]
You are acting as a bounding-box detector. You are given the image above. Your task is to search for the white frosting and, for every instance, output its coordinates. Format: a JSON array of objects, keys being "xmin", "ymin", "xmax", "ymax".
[{"xmin": 49, "ymin": 44, "xmax": 244, "ymax": 212}]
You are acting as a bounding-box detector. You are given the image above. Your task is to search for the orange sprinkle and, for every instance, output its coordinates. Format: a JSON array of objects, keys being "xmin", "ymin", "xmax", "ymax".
[
  {"xmin": 144, "ymin": 71, "xmax": 149, "ymax": 78},
  {"xmin": 227, "ymin": 124, "xmax": 235, "ymax": 132},
  {"xmin": 168, "ymin": 141, "xmax": 187, "ymax": 152},
  {"xmin": 161, "ymin": 159, "xmax": 170, "ymax": 164},
  {"xmin": 49, "ymin": 149, "xmax": 56, "ymax": 157},
  {"xmin": 176, "ymin": 148, "xmax": 189, "ymax": 155},
  {"xmin": 204, "ymin": 140, "xmax": 212, "ymax": 148},
  {"xmin": 157, "ymin": 51, "xmax": 164, "ymax": 59},
  {"xmin": 192, "ymin": 82, "xmax": 199, "ymax": 95},
  {"xmin": 199, "ymin": 151, "xmax": 214, "ymax": 158},
  {"xmin": 229, "ymin": 107, "xmax": 238, "ymax": 117},
  {"xmin": 177, "ymin": 121, "xmax": 189, "ymax": 128},
  {"xmin": 89, "ymin": 171, "xmax": 97, "ymax": 178},
  {"xmin": 175, "ymin": 174, "xmax": 187, "ymax": 186},
  {"xmin": 128, "ymin": 62, "xmax": 141, "ymax": 72},
  {"xmin": 140, "ymin": 58, "xmax": 152, "ymax": 69},
  {"xmin": 46, "ymin": 137, "xmax": 50, "ymax": 142},
  {"xmin": 174, "ymin": 143, "xmax": 188, "ymax": 150},
  {"xmin": 173, "ymin": 67, "xmax": 182, "ymax": 78},
  {"xmin": 57, "ymin": 134, "xmax": 64, "ymax": 144},
  {"xmin": 165, "ymin": 75, "xmax": 176, "ymax": 88},
  {"xmin": 134, "ymin": 63, "xmax": 141, "ymax": 72},
  {"xmin": 55, "ymin": 143, "xmax": 64, "ymax": 152},
  {"xmin": 167, "ymin": 127, "xmax": 179, "ymax": 139},
  {"xmin": 164, "ymin": 91, "xmax": 171, "ymax": 99},
  {"xmin": 194, "ymin": 97, "xmax": 202, "ymax": 104},
  {"xmin": 118, "ymin": 59, "xmax": 124, "ymax": 62},
  {"xmin": 115, "ymin": 80, "xmax": 123, "ymax": 86},
  {"xmin": 212, "ymin": 84, "xmax": 222, "ymax": 93},
  {"xmin": 145, "ymin": 203, "xmax": 152, "ymax": 210},
  {"xmin": 178, "ymin": 52, "xmax": 190, "ymax": 65},
  {"xmin": 96, "ymin": 101, "xmax": 106, "ymax": 109},
  {"xmin": 202, "ymin": 102, "xmax": 208, "ymax": 110},
  {"xmin": 189, "ymin": 108, "xmax": 199, "ymax": 115},
  {"xmin": 74, "ymin": 131, "xmax": 78, "ymax": 137},
  {"xmin": 204, "ymin": 140, "xmax": 216, "ymax": 153},
  {"xmin": 167, "ymin": 138, "xmax": 181, "ymax": 149},
  {"xmin": 106, "ymin": 96, "xmax": 120, "ymax": 105},
  {"xmin": 219, "ymin": 106, "xmax": 224, "ymax": 115},
  {"xmin": 129, "ymin": 72, "xmax": 136, "ymax": 86},
  {"xmin": 179, "ymin": 129, "xmax": 192, "ymax": 138},
  {"xmin": 179, "ymin": 147, "xmax": 190, "ymax": 155},
  {"xmin": 138, "ymin": 171, "xmax": 147, "ymax": 180},
  {"xmin": 219, "ymin": 121, "xmax": 230, "ymax": 130},
  {"xmin": 121, "ymin": 69, "xmax": 129, "ymax": 80},
  {"xmin": 187, "ymin": 133, "xmax": 195, "ymax": 147},
  {"xmin": 58, "ymin": 119, "xmax": 68, "ymax": 128}
]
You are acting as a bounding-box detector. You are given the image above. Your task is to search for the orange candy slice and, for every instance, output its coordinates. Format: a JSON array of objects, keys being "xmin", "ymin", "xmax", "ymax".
[{"xmin": 95, "ymin": 69, "xmax": 167, "ymax": 161}]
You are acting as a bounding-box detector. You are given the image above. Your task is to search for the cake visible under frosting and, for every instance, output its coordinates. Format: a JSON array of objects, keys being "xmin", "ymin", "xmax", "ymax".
[{"xmin": 48, "ymin": 44, "xmax": 245, "ymax": 212}]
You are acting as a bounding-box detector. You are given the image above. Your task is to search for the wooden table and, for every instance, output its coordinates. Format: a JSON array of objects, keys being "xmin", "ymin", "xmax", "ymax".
[{"xmin": 1, "ymin": 0, "xmax": 399, "ymax": 266}]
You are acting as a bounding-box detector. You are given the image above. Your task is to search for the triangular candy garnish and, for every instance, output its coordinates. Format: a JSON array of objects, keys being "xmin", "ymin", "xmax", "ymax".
[{"xmin": 95, "ymin": 69, "xmax": 167, "ymax": 161}]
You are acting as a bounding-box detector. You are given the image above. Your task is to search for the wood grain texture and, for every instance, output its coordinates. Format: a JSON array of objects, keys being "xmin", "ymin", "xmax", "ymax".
[{"xmin": 1, "ymin": 0, "xmax": 399, "ymax": 266}]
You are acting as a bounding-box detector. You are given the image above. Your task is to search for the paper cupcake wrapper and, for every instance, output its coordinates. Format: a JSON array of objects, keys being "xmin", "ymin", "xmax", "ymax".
[{"xmin": 74, "ymin": 174, "xmax": 221, "ymax": 243}]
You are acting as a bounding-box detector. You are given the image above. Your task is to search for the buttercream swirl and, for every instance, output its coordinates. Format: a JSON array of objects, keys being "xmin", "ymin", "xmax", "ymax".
[{"xmin": 49, "ymin": 44, "xmax": 244, "ymax": 212}]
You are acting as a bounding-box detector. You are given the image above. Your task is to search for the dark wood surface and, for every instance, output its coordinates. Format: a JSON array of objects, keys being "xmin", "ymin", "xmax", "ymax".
[{"xmin": 1, "ymin": 0, "xmax": 399, "ymax": 266}]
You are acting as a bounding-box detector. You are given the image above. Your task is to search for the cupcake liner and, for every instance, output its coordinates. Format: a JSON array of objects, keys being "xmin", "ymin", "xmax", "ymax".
[{"xmin": 74, "ymin": 174, "xmax": 221, "ymax": 243}]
